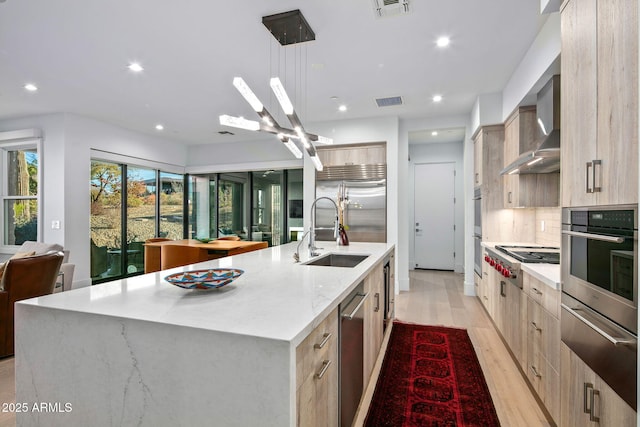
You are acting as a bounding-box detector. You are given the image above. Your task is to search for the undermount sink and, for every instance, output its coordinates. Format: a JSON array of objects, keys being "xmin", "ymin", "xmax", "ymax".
[{"xmin": 303, "ymin": 253, "xmax": 369, "ymax": 268}]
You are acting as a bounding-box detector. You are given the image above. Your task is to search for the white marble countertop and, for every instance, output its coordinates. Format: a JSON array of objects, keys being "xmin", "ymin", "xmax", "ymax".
[
  {"xmin": 520, "ymin": 263, "xmax": 561, "ymax": 290},
  {"xmin": 481, "ymin": 241, "xmax": 560, "ymax": 290},
  {"xmin": 18, "ymin": 241, "xmax": 394, "ymax": 347}
]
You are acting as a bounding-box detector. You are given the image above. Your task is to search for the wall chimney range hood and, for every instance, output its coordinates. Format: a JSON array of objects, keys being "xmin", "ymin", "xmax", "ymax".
[{"xmin": 500, "ymin": 75, "xmax": 560, "ymax": 175}]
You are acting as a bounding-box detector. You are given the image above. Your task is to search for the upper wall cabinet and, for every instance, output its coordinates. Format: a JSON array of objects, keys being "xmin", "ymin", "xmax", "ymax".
[
  {"xmin": 561, "ymin": 0, "xmax": 638, "ymax": 207},
  {"xmin": 317, "ymin": 143, "xmax": 386, "ymax": 167},
  {"xmin": 503, "ymin": 107, "xmax": 560, "ymax": 208}
]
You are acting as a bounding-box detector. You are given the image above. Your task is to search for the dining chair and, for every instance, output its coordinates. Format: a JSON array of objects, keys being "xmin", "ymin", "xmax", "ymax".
[{"xmin": 160, "ymin": 245, "xmax": 207, "ymax": 270}]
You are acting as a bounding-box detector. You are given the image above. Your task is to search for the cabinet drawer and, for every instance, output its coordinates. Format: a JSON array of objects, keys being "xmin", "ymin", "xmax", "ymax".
[
  {"xmin": 296, "ymin": 308, "xmax": 339, "ymax": 427},
  {"xmin": 296, "ymin": 308, "xmax": 339, "ymax": 389},
  {"xmin": 527, "ymin": 297, "xmax": 560, "ymax": 372},
  {"xmin": 527, "ymin": 352, "xmax": 560, "ymax": 425},
  {"xmin": 524, "ymin": 274, "xmax": 560, "ymax": 318}
]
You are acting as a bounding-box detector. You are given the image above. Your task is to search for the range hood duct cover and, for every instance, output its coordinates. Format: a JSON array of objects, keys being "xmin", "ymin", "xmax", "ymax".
[{"xmin": 500, "ymin": 75, "xmax": 561, "ymax": 175}]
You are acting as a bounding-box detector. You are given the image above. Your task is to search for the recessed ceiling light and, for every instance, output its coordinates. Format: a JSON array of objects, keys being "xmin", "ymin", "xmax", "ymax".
[
  {"xmin": 155, "ymin": 124, "xmax": 164, "ymax": 131},
  {"xmin": 24, "ymin": 83, "xmax": 38, "ymax": 92},
  {"xmin": 436, "ymin": 36, "xmax": 450, "ymax": 48},
  {"xmin": 432, "ymin": 95, "xmax": 443, "ymax": 103},
  {"xmin": 338, "ymin": 105, "xmax": 347, "ymax": 112},
  {"xmin": 128, "ymin": 62, "xmax": 144, "ymax": 73},
  {"xmin": 431, "ymin": 131, "xmax": 438, "ymax": 136}
]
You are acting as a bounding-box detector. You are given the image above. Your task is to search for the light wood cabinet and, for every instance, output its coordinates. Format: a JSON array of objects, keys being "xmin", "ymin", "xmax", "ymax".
[
  {"xmin": 474, "ymin": 132, "xmax": 483, "ymax": 186},
  {"xmin": 479, "ymin": 251, "xmax": 495, "ymax": 318},
  {"xmin": 521, "ymin": 273, "xmax": 561, "ymax": 424},
  {"xmin": 503, "ymin": 106, "xmax": 559, "ymax": 208},
  {"xmin": 561, "ymin": 0, "xmax": 638, "ymax": 207},
  {"xmin": 317, "ymin": 143, "xmax": 386, "ymax": 167},
  {"xmin": 474, "ymin": 125, "xmax": 505, "ymax": 242},
  {"xmin": 364, "ymin": 261, "xmax": 384, "ymax": 381},
  {"xmin": 504, "ymin": 281, "xmax": 524, "ymax": 366},
  {"xmin": 296, "ymin": 307, "xmax": 339, "ymax": 427},
  {"xmin": 560, "ymin": 342, "xmax": 636, "ymax": 427}
]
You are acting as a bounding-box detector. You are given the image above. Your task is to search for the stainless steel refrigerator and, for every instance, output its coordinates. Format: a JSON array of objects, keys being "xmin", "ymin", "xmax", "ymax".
[{"xmin": 315, "ymin": 164, "xmax": 386, "ymax": 243}]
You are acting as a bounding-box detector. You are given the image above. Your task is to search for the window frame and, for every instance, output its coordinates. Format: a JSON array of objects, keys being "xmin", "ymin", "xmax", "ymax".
[{"xmin": 0, "ymin": 138, "xmax": 42, "ymax": 248}]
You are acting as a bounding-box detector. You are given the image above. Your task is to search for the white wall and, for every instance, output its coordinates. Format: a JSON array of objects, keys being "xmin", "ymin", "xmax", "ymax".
[
  {"xmin": 0, "ymin": 113, "xmax": 188, "ymax": 288},
  {"xmin": 502, "ymin": 13, "xmax": 561, "ymax": 121},
  {"xmin": 408, "ymin": 142, "xmax": 464, "ymax": 273}
]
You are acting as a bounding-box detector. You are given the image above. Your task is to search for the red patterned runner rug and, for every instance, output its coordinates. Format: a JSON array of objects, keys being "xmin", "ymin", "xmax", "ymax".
[{"xmin": 365, "ymin": 322, "xmax": 500, "ymax": 427}]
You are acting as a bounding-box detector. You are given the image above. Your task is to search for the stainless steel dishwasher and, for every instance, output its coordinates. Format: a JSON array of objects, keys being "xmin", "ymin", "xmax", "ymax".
[{"xmin": 339, "ymin": 282, "xmax": 368, "ymax": 427}]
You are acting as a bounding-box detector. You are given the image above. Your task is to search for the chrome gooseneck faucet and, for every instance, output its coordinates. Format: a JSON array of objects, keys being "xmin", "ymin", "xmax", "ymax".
[{"xmin": 308, "ymin": 196, "xmax": 340, "ymax": 258}]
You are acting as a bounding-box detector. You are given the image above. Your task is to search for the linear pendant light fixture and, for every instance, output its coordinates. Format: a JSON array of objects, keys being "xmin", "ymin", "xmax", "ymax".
[{"xmin": 219, "ymin": 9, "xmax": 331, "ymax": 171}]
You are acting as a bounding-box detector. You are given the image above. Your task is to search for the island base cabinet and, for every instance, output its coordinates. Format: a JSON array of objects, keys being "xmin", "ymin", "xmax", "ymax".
[
  {"xmin": 296, "ymin": 307, "xmax": 339, "ymax": 427},
  {"xmin": 364, "ymin": 262, "xmax": 384, "ymax": 381},
  {"xmin": 560, "ymin": 343, "xmax": 636, "ymax": 427}
]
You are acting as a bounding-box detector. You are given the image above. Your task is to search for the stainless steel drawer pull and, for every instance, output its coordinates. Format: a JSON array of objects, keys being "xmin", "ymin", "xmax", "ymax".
[
  {"xmin": 374, "ymin": 292, "xmax": 380, "ymax": 312},
  {"xmin": 341, "ymin": 292, "xmax": 369, "ymax": 320},
  {"xmin": 584, "ymin": 382, "xmax": 593, "ymax": 414},
  {"xmin": 531, "ymin": 287, "xmax": 543, "ymax": 296},
  {"xmin": 590, "ymin": 388, "xmax": 600, "ymax": 422},
  {"xmin": 586, "ymin": 161, "xmax": 593, "ymax": 193},
  {"xmin": 315, "ymin": 360, "xmax": 332, "ymax": 380},
  {"xmin": 592, "ymin": 159, "xmax": 602, "ymax": 193},
  {"xmin": 314, "ymin": 333, "xmax": 332, "ymax": 350},
  {"xmin": 562, "ymin": 303, "xmax": 637, "ymax": 346},
  {"xmin": 530, "ymin": 365, "xmax": 542, "ymax": 378},
  {"xmin": 530, "ymin": 321, "xmax": 542, "ymax": 332},
  {"xmin": 561, "ymin": 230, "xmax": 625, "ymax": 244}
]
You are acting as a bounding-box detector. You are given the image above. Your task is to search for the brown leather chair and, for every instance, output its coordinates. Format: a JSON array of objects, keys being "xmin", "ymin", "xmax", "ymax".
[
  {"xmin": 216, "ymin": 236, "xmax": 240, "ymax": 241},
  {"xmin": 160, "ymin": 245, "xmax": 207, "ymax": 270},
  {"xmin": 0, "ymin": 251, "xmax": 64, "ymax": 357}
]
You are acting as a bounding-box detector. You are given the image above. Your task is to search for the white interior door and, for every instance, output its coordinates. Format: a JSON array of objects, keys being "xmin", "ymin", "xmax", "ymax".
[{"xmin": 414, "ymin": 162, "xmax": 455, "ymax": 270}]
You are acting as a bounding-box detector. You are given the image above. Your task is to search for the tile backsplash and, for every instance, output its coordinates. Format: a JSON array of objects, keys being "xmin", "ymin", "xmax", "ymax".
[{"xmin": 535, "ymin": 207, "xmax": 561, "ymax": 247}]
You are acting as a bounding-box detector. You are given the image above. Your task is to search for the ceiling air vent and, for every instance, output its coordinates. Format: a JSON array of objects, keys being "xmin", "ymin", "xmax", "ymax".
[
  {"xmin": 372, "ymin": 0, "xmax": 410, "ymax": 18},
  {"xmin": 375, "ymin": 96, "xmax": 403, "ymax": 107}
]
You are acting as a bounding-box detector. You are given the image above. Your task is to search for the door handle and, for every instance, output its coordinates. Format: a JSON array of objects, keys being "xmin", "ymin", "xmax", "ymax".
[
  {"xmin": 586, "ymin": 161, "xmax": 593, "ymax": 193},
  {"xmin": 562, "ymin": 303, "xmax": 637, "ymax": 346},
  {"xmin": 342, "ymin": 293, "xmax": 369, "ymax": 320},
  {"xmin": 584, "ymin": 382, "xmax": 593, "ymax": 414},
  {"xmin": 592, "ymin": 159, "xmax": 602, "ymax": 192},
  {"xmin": 500, "ymin": 281, "xmax": 506, "ymax": 297},
  {"xmin": 589, "ymin": 388, "xmax": 600, "ymax": 422},
  {"xmin": 561, "ymin": 230, "xmax": 625, "ymax": 244},
  {"xmin": 374, "ymin": 292, "xmax": 380, "ymax": 312}
]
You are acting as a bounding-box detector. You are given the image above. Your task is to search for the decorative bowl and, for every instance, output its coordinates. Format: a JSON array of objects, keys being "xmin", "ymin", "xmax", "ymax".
[
  {"xmin": 195, "ymin": 237, "xmax": 212, "ymax": 243},
  {"xmin": 164, "ymin": 268, "xmax": 244, "ymax": 290}
]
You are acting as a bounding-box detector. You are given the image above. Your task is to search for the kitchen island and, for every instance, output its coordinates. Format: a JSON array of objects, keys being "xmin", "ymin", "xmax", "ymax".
[{"xmin": 14, "ymin": 241, "xmax": 394, "ymax": 426}]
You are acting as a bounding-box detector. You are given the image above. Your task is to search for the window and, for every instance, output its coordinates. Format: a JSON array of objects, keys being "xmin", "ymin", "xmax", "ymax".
[
  {"xmin": 1, "ymin": 140, "xmax": 41, "ymax": 245},
  {"xmin": 189, "ymin": 169, "xmax": 302, "ymax": 246},
  {"xmin": 90, "ymin": 158, "xmax": 185, "ymax": 283}
]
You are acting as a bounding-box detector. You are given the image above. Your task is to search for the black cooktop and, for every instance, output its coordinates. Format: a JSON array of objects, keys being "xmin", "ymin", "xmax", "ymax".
[{"xmin": 495, "ymin": 245, "xmax": 560, "ymax": 264}]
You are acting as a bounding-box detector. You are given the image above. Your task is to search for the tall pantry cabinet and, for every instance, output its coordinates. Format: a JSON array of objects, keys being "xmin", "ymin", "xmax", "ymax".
[
  {"xmin": 561, "ymin": 0, "xmax": 638, "ymax": 207},
  {"xmin": 560, "ymin": 0, "xmax": 637, "ymax": 425}
]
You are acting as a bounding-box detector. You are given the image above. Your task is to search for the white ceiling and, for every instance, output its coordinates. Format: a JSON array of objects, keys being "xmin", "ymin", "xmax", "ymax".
[{"xmin": 0, "ymin": 0, "xmax": 548, "ymax": 146}]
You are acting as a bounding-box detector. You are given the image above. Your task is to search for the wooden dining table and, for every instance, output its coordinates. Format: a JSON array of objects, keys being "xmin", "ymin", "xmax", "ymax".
[{"xmin": 143, "ymin": 239, "xmax": 268, "ymax": 273}]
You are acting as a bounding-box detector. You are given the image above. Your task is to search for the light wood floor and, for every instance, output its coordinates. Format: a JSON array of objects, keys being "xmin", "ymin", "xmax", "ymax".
[
  {"xmin": 0, "ymin": 354, "xmax": 15, "ymax": 427},
  {"xmin": 394, "ymin": 269, "xmax": 553, "ymax": 427},
  {"xmin": 0, "ymin": 269, "xmax": 552, "ymax": 427}
]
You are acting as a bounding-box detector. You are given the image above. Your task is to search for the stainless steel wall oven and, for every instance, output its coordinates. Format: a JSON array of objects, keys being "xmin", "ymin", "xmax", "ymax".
[
  {"xmin": 561, "ymin": 205, "xmax": 637, "ymax": 410},
  {"xmin": 473, "ymin": 187, "xmax": 482, "ymax": 277}
]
